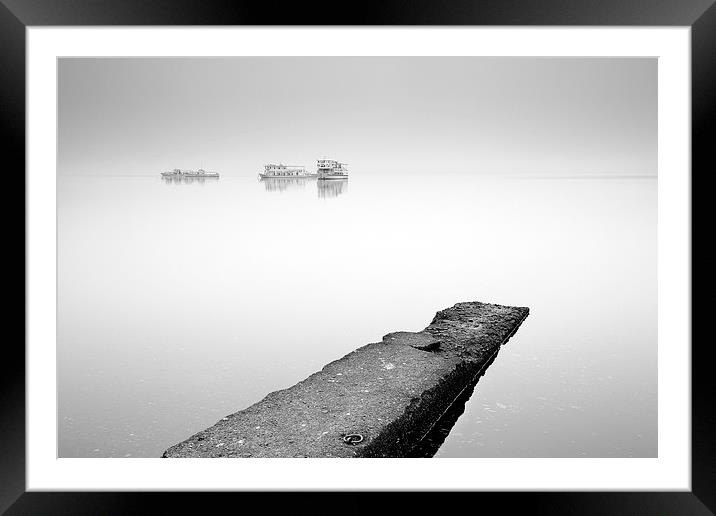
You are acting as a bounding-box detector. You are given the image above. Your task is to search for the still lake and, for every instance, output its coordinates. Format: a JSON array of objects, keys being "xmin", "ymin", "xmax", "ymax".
[{"xmin": 58, "ymin": 172, "xmax": 657, "ymax": 458}]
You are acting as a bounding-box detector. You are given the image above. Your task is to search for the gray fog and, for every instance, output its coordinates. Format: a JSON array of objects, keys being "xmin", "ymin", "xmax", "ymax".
[{"xmin": 58, "ymin": 57, "xmax": 655, "ymax": 178}]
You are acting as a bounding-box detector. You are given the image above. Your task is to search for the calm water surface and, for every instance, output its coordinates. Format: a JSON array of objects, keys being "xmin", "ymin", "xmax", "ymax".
[{"xmin": 57, "ymin": 173, "xmax": 656, "ymax": 457}]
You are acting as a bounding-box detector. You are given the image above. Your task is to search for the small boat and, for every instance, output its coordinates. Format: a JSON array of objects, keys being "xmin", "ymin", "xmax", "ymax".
[
  {"xmin": 258, "ymin": 163, "xmax": 316, "ymax": 179},
  {"xmin": 161, "ymin": 168, "xmax": 219, "ymax": 178},
  {"xmin": 187, "ymin": 168, "xmax": 219, "ymax": 177},
  {"xmin": 316, "ymin": 159, "xmax": 348, "ymax": 180}
]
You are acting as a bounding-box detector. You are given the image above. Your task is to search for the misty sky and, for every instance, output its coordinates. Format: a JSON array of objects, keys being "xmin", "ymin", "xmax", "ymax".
[{"xmin": 58, "ymin": 57, "xmax": 656, "ymax": 177}]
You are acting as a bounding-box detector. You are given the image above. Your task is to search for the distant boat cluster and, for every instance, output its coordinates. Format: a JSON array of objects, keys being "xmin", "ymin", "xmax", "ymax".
[
  {"xmin": 160, "ymin": 159, "xmax": 349, "ymax": 182},
  {"xmin": 259, "ymin": 159, "xmax": 349, "ymax": 180}
]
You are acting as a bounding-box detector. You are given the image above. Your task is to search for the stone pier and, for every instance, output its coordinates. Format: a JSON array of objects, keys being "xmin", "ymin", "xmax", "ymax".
[{"xmin": 162, "ymin": 301, "xmax": 529, "ymax": 458}]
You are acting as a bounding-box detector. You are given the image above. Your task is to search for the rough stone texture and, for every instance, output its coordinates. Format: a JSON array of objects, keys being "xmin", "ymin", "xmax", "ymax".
[
  {"xmin": 383, "ymin": 331, "xmax": 441, "ymax": 351},
  {"xmin": 162, "ymin": 301, "xmax": 529, "ymax": 458}
]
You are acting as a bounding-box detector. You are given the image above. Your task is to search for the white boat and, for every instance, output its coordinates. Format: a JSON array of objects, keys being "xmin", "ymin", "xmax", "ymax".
[
  {"xmin": 161, "ymin": 168, "xmax": 219, "ymax": 178},
  {"xmin": 316, "ymin": 159, "xmax": 348, "ymax": 180},
  {"xmin": 187, "ymin": 168, "xmax": 219, "ymax": 177},
  {"xmin": 259, "ymin": 163, "xmax": 316, "ymax": 179}
]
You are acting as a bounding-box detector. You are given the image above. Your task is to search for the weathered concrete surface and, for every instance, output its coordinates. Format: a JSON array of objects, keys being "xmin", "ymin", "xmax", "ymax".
[{"xmin": 162, "ymin": 301, "xmax": 529, "ymax": 458}]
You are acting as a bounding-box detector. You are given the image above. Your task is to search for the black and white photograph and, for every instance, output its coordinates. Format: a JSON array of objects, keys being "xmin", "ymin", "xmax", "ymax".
[
  {"xmin": 57, "ymin": 55, "xmax": 657, "ymax": 460},
  {"xmin": 3, "ymin": 0, "xmax": 711, "ymax": 508},
  {"xmin": 2, "ymin": 7, "xmax": 709, "ymax": 515}
]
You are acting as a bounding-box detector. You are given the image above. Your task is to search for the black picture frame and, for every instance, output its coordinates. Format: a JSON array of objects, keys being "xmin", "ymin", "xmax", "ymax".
[{"xmin": 4, "ymin": 0, "xmax": 712, "ymax": 514}]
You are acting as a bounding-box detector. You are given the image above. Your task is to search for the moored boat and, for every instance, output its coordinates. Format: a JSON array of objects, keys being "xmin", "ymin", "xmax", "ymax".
[
  {"xmin": 161, "ymin": 168, "xmax": 219, "ymax": 178},
  {"xmin": 259, "ymin": 163, "xmax": 316, "ymax": 179},
  {"xmin": 316, "ymin": 159, "xmax": 348, "ymax": 180}
]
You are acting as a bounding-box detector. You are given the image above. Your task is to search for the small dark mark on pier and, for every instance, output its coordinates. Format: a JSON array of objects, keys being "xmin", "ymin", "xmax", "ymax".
[{"xmin": 343, "ymin": 434, "xmax": 364, "ymax": 445}]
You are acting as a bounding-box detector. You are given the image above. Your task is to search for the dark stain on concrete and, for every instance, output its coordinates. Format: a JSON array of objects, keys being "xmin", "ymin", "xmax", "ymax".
[{"xmin": 162, "ymin": 301, "xmax": 529, "ymax": 458}]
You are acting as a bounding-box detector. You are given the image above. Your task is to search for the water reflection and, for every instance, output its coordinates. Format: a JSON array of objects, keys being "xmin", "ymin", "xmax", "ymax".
[
  {"xmin": 259, "ymin": 176, "xmax": 314, "ymax": 192},
  {"xmin": 408, "ymin": 350, "xmax": 501, "ymax": 458},
  {"xmin": 317, "ymin": 178, "xmax": 348, "ymax": 198},
  {"xmin": 258, "ymin": 176, "xmax": 348, "ymax": 198},
  {"xmin": 162, "ymin": 176, "xmax": 219, "ymax": 185}
]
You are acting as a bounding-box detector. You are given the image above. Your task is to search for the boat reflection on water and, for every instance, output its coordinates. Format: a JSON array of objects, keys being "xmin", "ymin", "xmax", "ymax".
[
  {"xmin": 258, "ymin": 176, "xmax": 348, "ymax": 198},
  {"xmin": 162, "ymin": 175, "xmax": 219, "ymax": 185},
  {"xmin": 259, "ymin": 176, "xmax": 313, "ymax": 192},
  {"xmin": 317, "ymin": 178, "xmax": 348, "ymax": 199}
]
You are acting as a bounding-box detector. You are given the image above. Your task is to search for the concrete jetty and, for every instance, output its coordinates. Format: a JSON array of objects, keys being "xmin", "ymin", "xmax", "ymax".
[{"xmin": 162, "ymin": 301, "xmax": 529, "ymax": 458}]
